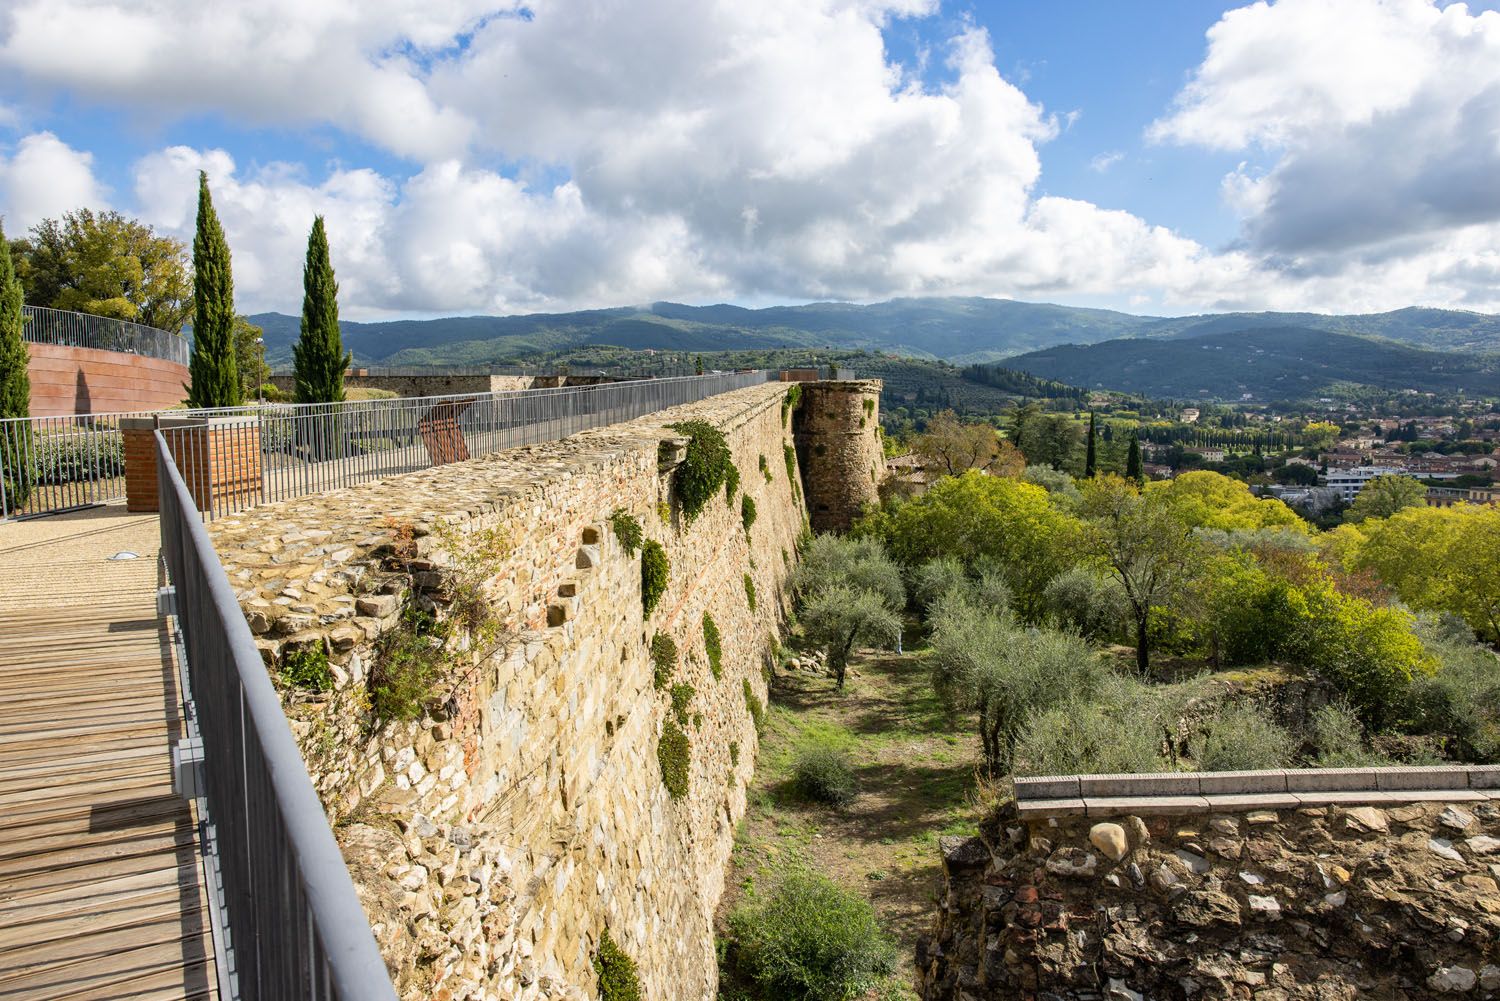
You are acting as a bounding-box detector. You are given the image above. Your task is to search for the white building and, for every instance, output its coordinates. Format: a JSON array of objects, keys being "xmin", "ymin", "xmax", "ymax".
[{"xmin": 1324, "ymin": 466, "xmax": 1404, "ymax": 503}]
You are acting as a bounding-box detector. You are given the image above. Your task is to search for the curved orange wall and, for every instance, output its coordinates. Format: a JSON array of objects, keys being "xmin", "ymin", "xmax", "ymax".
[{"xmin": 27, "ymin": 342, "xmax": 189, "ymax": 417}]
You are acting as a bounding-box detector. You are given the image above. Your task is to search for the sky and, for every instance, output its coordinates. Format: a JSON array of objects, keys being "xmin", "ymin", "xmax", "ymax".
[{"xmin": 1, "ymin": 0, "xmax": 1499, "ymax": 321}]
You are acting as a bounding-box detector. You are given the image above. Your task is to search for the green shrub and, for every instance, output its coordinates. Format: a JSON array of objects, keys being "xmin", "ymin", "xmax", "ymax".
[
  {"xmin": 1310, "ymin": 702, "xmax": 1391, "ymax": 767},
  {"xmin": 609, "ymin": 509, "xmax": 643, "ymax": 556},
  {"xmin": 792, "ymin": 739, "xmax": 857, "ymax": 806},
  {"xmin": 1014, "ymin": 699, "xmax": 1165, "ymax": 776},
  {"xmin": 667, "ymin": 419, "xmax": 735, "ymax": 522},
  {"xmin": 909, "ymin": 557, "xmax": 967, "ymax": 614},
  {"xmin": 730, "ymin": 741, "xmax": 741, "ymax": 766},
  {"xmin": 650, "ymin": 632, "xmax": 678, "ymax": 690},
  {"xmin": 744, "ymin": 679, "xmax": 766, "ymax": 733},
  {"xmin": 759, "ymin": 454, "xmax": 773, "ymax": 482},
  {"xmin": 1191, "ymin": 704, "xmax": 1295, "ymax": 771},
  {"xmin": 592, "ymin": 929, "xmax": 642, "ymax": 1001},
  {"xmin": 670, "ymin": 682, "xmax": 695, "ymax": 725},
  {"xmin": 725, "ymin": 870, "xmax": 897, "ymax": 1001},
  {"xmin": 744, "ymin": 573, "xmax": 757, "ymax": 612},
  {"xmin": 726, "ymin": 463, "xmax": 741, "ymax": 505},
  {"xmin": 658, "ymin": 719, "xmax": 691, "ymax": 799},
  {"xmin": 641, "ymin": 540, "xmax": 670, "ymax": 618},
  {"xmin": 704, "ymin": 612, "xmax": 723, "ymax": 679},
  {"xmin": 783, "ymin": 443, "xmax": 797, "ymax": 482},
  {"xmin": 280, "ymin": 644, "xmax": 334, "ymax": 692},
  {"xmin": 33, "ymin": 432, "xmax": 124, "ymax": 484},
  {"xmin": 1409, "ymin": 626, "xmax": 1500, "ymax": 762},
  {"xmin": 781, "ymin": 385, "xmax": 802, "ymax": 428},
  {"xmin": 370, "ymin": 603, "xmax": 448, "ymax": 722},
  {"xmin": 1042, "ymin": 566, "xmax": 1129, "ymax": 642},
  {"xmin": 742, "ymin": 493, "xmax": 758, "ymax": 533}
]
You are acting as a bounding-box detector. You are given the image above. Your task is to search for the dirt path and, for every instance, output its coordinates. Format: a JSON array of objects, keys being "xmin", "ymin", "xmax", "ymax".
[{"xmin": 720, "ymin": 647, "xmax": 983, "ymax": 991}]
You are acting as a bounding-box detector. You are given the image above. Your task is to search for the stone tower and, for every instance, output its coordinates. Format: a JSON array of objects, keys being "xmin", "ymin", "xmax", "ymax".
[{"xmin": 793, "ymin": 379, "xmax": 884, "ymax": 532}]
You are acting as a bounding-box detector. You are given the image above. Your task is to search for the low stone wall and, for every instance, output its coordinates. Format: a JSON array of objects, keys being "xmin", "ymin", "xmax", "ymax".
[
  {"xmin": 920, "ymin": 770, "xmax": 1500, "ymax": 1000},
  {"xmin": 210, "ymin": 381, "xmax": 807, "ymax": 1000}
]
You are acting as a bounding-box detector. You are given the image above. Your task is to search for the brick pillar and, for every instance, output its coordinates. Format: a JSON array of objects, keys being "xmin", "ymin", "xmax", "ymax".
[
  {"xmin": 121, "ymin": 416, "xmax": 162, "ymax": 513},
  {"xmin": 128, "ymin": 415, "xmax": 264, "ymax": 514}
]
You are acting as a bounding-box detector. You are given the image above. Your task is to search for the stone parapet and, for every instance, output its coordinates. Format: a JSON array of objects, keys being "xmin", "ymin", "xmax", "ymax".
[{"xmin": 209, "ymin": 381, "xmax": 808, "ymax": 1001}]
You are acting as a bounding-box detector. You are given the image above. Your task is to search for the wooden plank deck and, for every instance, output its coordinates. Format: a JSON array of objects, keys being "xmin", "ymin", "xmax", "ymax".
[{"xmin": 0, "ymin": 510, "xmax": 217, "ymax": 1001}]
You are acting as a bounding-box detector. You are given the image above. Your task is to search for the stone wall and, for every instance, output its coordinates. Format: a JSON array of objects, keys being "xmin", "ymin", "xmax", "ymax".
[
  {"xmin": 793, "ymin": 379, "xmax": 883, "ymax": 532},
  {"xmin": 919, "ymin": 782, "xmax": 1500, "ymax": 1000},
  {"xmin": 265, "ymin": 372, "xmax": 617, "ymax": 397},
  {"xmin": 209, "ymin": 382, "xmax": 807, "ymax": 1001}
]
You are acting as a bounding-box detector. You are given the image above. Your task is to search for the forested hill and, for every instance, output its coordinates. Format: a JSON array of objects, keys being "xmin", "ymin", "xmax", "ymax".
[
  {"xmin": 1000, "ymin": 326, "xmax": 1500, "ymax": 400},
  {"xmin": 251, "ymin": 297, "xmax": 1500, "ymax": 369}
]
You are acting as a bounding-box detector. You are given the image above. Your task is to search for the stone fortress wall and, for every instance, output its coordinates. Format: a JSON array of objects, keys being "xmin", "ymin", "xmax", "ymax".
[
  {"xmin": 794, "ymin": 379, "xmax": 884, "ymax": 532},
  {"xmin": 265, "ymin": 371, "xmax": 616, "ymax": 398},
  {"xmin": 208, "ymin": 380, "xmax": 881, "ymax": 1000}
]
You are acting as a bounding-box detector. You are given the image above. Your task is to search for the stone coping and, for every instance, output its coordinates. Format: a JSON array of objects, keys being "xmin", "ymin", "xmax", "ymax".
[{"xmin": 1016, "ymin": 765, "xmax": 1500, "ymax": 818}]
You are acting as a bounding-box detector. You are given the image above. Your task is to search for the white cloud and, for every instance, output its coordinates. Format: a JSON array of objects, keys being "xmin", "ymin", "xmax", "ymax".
[
  {"xmin": 0, "ymin": 131, "xmax": 106, "ymax": 231},
  {"xmin": 2, "ymin": 0, "xmax": 1499, "ymax": 315},
  {"xmin": 1089, "ymin": 151, "xmax": 1124, "ymax": 173},
  {"xmin": 1153, "ymin": 0, "xmax": 1500, "ymax": 269}
]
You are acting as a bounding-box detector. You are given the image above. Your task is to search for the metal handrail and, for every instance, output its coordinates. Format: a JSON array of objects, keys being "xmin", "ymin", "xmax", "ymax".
[
  {"xmin": 22, "ymin": 304, "xmax": 190, "ymax": 366},
  {"xmin": 156, "ymin": 431, "xmax": 399, "ymax": 1001}
]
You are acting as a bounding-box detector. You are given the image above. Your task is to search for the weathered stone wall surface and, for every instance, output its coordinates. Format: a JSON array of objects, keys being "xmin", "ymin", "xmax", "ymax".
[
  {"xmin": 209, "ymin": 381, "xmax": 807, "ymax": 1001},
  {"xmin": 919, "ymin": 796, "xmax": 1500, "ymax": 1000},
  {"xmin": 793, "ymin": 379, "xmax": 883, "ymax": 532}
]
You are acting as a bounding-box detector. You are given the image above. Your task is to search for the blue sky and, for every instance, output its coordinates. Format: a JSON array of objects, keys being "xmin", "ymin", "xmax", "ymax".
[{"xmin": 2, "ymin": 0, "xmax": 1499, "ymax": 319}]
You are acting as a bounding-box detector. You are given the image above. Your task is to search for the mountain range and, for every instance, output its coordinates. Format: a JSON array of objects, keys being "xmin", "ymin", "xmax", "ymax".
[{"xmin": 249, "ymin": 297, "xmax": 1500, "ymax": 400}]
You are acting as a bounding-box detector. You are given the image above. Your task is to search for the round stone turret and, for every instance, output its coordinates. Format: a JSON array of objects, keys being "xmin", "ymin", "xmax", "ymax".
[{"xmin": 793, "ymin": 379, "xmax": 884, "ymax": 532}]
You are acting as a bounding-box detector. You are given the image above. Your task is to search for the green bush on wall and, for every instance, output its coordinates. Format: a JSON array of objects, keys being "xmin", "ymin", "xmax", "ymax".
[
  {"xmin": 704, "ymin": 612, "xmax": 723, "ymax": 679},
  {"xmin": 670, "ymin": 682, "xmax": 695, "ymax": 725},
  {"xmin": 741, "ymin": 493, "xmax": 757, "ymax": 533},
  {"xmin": 650, "ymin": 632, "xmax": 678, "ymax": 689},
  {"xmin": 280, "ymin": 644, "xmax": 334, "ymax": 692},
  {"xmin": 666, "ymin": 419, "xmax": 735, "ymax": 523},
  {"xmin": 370, "ymin": 602, "xmax": 450, "ymax": 722},
  {"xmin": 759, "ymin": 454, "xmax": 772, "ymax": 482},
  {"xmin": 609, "ymin": 509, "xmax": 643, "ymax": 556},
  {"xmin": 725, "ymin": 463, "xmax": 741, "ymax": 506},
  {"xmin": 781, "ymin": 384, "xmax": 802, "ymax": 427},
  {"xmin": 744, "ymin": 678, "xmax": 765, "ymax": 733},
  {"xmin": 744, "ymin": 572, "xmax": 757, "ymax": 612},
  {"xmin": 641, "ymin": 540, "xmax": 670, "ymax": 618},
  {"xmin": 658, "ymin": 719, "xmax": 691, "ymax": 799},
  {"xmin": 592, "ymin": 929, "xmax": 643, "ymax": 1001}
]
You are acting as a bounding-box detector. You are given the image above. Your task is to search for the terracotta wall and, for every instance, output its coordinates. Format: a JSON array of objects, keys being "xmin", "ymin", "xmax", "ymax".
[{"xmin": 26, "ymin": 342, "xmax": 188, "ymax": 417}]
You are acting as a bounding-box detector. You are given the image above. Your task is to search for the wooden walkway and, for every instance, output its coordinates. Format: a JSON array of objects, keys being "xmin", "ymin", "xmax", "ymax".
[{"xmin": 0, "ymin": 509, "xmax": 218, "ymax": 1000}]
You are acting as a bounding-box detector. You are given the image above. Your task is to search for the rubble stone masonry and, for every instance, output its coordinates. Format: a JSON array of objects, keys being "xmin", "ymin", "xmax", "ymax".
[
  {"xmin": 794, "ymin": 379, "xmax": 883, "ymax": 532},
  {"xmin": 209, "ymin": 382, "xmax": 823, "ymax": 1000}
]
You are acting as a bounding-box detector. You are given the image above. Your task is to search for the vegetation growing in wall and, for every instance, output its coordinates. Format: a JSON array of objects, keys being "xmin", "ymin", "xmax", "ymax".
[
  {"xmin": 759, "ymin": 454, "xmax": 772, "ymax": 482},
  {"xmin": 670, "ymin": 682, "xmax": 695, "ymax": 725},
  {"xmin": 650, "ymin": 632, "xmax": 678, "ymax": 690},
  {"xmin": 704, "ymin": 612, "xmax": 723, "ymax": 679},
  {"xmin": 744, "ymin": 678, "xmax": 765, "ymax": 734},
  {"xmin": 610, "ymin": 509, "xmax": 643, "ymax": 555},
  {"xmin": 724, "ymin": 464, "xmax": 741, "ymax": 507},
  {"xmin": 781, "ymin": 384, "xmax": 802, "ymax": 427},
  {"xmin": 666, "ymin": 419, "xmax": 736, "ymax": 523},
  {"xmin": 729, "ymin": 741, "xmax": 740, "ymax": 766},
  {"xmin": 432, "ymin": 521, "xmax": 509, "ymax": 643},
  {"xmin": 741, "ymin": 493, "xmax": 757, "ymax": 534},
  {"xmin": 370, "ymin": 602, "xmax": 450, "ymax": 723},
  {"xmin": 280, "ymin": 644, "xmax": 333, "ymax": 692},
  {"xmin": 641, "ymin": 540, "xmax": 670, "ymax": 618},
  {"xmin": 658, "ymin": 719, "xmax": 691, "ymax": 799},
  {"xmin": 744, "ymin": 572, "xmax": 757, "ymax": 611},
  {"xmin": 592, "ymin": 929, "xmax": 643, "ymax": 1001}
]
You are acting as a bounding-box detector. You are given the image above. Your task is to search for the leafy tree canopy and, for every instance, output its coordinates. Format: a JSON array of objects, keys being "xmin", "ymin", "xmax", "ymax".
[{"xmin": 1149, "ymin": 470, "xmax": 1307, "ymax": 534}]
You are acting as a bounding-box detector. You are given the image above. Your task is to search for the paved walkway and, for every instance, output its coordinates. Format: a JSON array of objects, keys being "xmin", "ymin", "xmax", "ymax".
[{"xmin": 0, "ymin": 503, "xmax": 218, "ymax": 1000}]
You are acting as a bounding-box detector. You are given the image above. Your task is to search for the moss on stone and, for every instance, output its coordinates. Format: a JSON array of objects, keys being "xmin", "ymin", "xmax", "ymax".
[
  {"xmin": 670, "ymin": 682, "xmax": 695, "ymax": 725},
  {"xmin": 744, "ymin": 572, "xmax": 757, "ymax": 612},
  {"xmin": 744, "ymin": 678, "xmax": 765, "ymax": 734},
  {"xmin": 658, "ymin": 719, "xmax": 691, "ymax": 799},
  {"xmin": 650, "ymin": 632, "xmax": 678, "ymax": 690}
]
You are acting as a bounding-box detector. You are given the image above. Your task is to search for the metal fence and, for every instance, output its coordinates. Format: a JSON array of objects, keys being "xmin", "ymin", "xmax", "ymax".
[
  {"xmin": 0, "ymin": 411, "xmax": 132, "ymax": 518},
  {"xmin": 1, "ymin": 371, "xmax": 772, "ymax": 520},
  {"xmin": 157, "ymin": 433, "xmax": 399, "ymax": 1001},
  {"xmin": 22, "ymin": 304, "xmax": 190, "ymax": 365}
]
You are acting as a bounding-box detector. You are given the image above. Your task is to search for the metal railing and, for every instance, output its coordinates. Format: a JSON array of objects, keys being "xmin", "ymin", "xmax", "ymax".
[
  {"xmin": 157, "ymin": 432, "xmax": 399, "ymax": 1001},
  {"xmin": 164, "ymin": 370, "xmax": 772, "ymax": 518},
  {"xmin": 0, "ymin": 411, "xmax": 132, "ymax": 518},
  {"xmin": 1, "ymin": 371, "xmax": 772, "ymax": 520},
  {"xmin": 22, "ymin": 304, "xmax": 190, "ymax": 366}
]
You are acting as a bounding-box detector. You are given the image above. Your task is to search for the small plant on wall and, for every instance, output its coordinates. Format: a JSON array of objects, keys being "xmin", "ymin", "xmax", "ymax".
[
  {"xmin": 280, "ymin": 644, "xmax": 333, "ymax": 692},
  {"xmin": 609, "ymin": 509, "xmax": 643, "ymax": 555},
  {"xmin": 665, "ymin": 419, "xmax": 736, "ymax": 523},
  {"xmin": 370, "ymin": 602, "xmax": 450, "ymax": 722},
  {"xmin": 744, "ymin": 572, "xmax": 757, "ymax": 612},
  {"xmin": 592, "ymin": 929, "xmax": 643, "ymax": 1001},
  {"xmin": 741, "ymin": 493, "xmax": 757, "ymax": 534},
  {"xmin": 704, "ymin": 612, "xmax": 723, "ymax": 680},
  {"xmin": 759, "ymin": 454, "xmax": 772, "ymax": 482},
  {"xmin": 650, "ymin": 632, "xmax": 678, "ymax": 689},
  {"xmin": 724, "ymin": 464, "xmax": 741, "ymax": 506},
  {"xmin": 641, "ymin": 539, "xmax": 670, "ymax": 618},
  {"xmin": 658, "ymin": 719, "xmax": 691, "ymax": 799},
  {"xmin": 781, "ymin": 384, "xmax": 802, "ymax": 427}
]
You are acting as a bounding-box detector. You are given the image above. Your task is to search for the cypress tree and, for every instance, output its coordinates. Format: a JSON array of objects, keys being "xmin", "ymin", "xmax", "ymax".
[
  {"xmin": 1084, "ymin": 410, "xmax": 1097, "ymax": 477},
  {"xmin": 0, "ymin": 224, "xmax": 32, "ymax": 509},
  {"xmin": 1126, "ymin": 433, "xmax": 1143, "ymax": 483},
  {"xmin": 292, "ymin": 216, "xmax": 350, "ymax": 404},
  {"xmin": 185, "ymin": 172, "xmax": 241, "ymax": 408}
]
